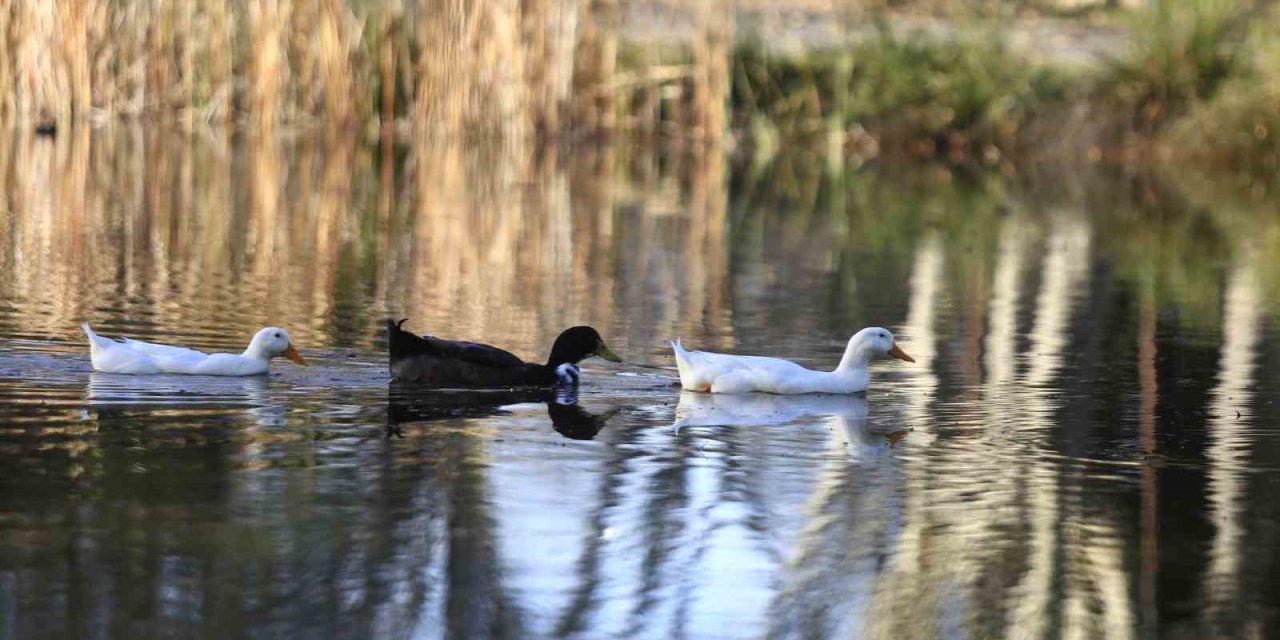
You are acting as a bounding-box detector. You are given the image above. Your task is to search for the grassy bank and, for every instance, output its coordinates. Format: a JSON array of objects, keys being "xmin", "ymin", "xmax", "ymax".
[
  {"xmin": 0, "ymin": 0, "xmax": 1276, "ymax": 170},
  {"xmin": 728, "ymin": 30, "xmax": 1070, "ymax": 159},
  {"xmin": 1154, "ymin": 2, "xmax": 1280, "ymax": 173}
]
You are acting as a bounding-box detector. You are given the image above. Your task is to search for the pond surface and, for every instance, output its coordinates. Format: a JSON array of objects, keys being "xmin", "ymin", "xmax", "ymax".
[{"xmin": 2, "ymin": 130, "xmax": 1280, "ymax": 639}]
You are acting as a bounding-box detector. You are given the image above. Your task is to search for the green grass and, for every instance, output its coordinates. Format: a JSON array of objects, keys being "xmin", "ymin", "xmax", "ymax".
[
  {"xmin": 1101, "ymin": 0, "xmax": 1257, "ymax": 130},
  {"xmin": 1155, "ymin": 3, "xmax": 1280, "ymax": 173},
  {"xmin": 730, "ymin": 28, "xmax": 1068, "ymax": 151}
]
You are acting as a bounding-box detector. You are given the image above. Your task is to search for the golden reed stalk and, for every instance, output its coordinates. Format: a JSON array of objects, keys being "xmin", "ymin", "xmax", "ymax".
[{"xmin": 0, "ymin": 0, "xmax": 730, "ymax": 142}]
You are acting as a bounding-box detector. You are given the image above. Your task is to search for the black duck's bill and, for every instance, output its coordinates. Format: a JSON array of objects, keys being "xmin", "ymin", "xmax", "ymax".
[{"xmin": 595, "ymin": 342, "xmax": 622, "ymax": 362}]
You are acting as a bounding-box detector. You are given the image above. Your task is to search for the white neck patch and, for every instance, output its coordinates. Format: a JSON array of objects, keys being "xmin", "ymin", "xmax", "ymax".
[{"xmin": 555, "ymin": 363, "xmax": 581, "ymax": 385}]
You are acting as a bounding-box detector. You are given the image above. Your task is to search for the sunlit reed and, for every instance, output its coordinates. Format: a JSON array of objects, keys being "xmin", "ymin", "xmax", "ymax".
[{"xmin": 0, "ymin": 0, "xmax": 740, "ymax": 143}]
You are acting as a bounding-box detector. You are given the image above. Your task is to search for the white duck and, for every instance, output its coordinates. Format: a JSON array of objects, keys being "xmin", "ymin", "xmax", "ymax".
[
  {"xmin": 82, "ymin": 324, "xmax": 307, "ymax": 376},
  {"xmin": 671, "ymin": 327, "xmax": 914, "ymax": 394}
]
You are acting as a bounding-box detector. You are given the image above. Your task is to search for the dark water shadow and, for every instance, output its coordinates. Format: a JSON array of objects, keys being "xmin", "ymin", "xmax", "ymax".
[{"xmin": 387, "ymin": 382, "xmax": 621, "ymax": 441}]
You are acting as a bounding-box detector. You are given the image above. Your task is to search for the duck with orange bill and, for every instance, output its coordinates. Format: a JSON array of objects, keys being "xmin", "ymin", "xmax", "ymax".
[
  {"xmin": 82, "ymin": 324, "xmax": 307, "ymax": 375},
  {"xmin": 670, "ymin": 327, "xmax": 914, "ymax": 394}
]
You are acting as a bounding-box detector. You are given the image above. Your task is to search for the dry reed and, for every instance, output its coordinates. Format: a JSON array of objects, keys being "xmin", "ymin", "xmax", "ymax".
[{"xmin": 0, "ymin": 0, "xmax": 731, "ymax": 143}]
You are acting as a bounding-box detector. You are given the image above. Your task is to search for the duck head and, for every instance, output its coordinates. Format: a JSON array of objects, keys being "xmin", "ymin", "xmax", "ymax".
[
  {"xmin": 838, "ymin": 327, "xmax": 914, "ymax": 370},
  {"xmin": 546, "ymin": 326, "xmax": 621, "ymax": 367},
  {"xmin": 245, "ymin": 327, "xmax": 308, "ymax": 365}
]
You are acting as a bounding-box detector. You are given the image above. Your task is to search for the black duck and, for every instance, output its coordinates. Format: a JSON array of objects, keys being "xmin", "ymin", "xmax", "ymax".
[{"xmin": 387, "ymin": 319, "xmax": 621, "ymax": 387}]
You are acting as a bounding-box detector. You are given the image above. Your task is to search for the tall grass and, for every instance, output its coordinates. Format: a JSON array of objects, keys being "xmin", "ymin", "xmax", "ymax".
[
  {"xmin": 1102, "ymin": 0, "xmax": 1257, "ymax": 132},
  {"xmin": 731, "ymin": 29, "xmax": 1067, "ymax": 155},
  {"xmin": 1157, "ymin": 2, "xmax": 1280, "ymax": 173},
  {"xmin": 0, "ymin": 0, "xmax": 739, "ymax": 142}
]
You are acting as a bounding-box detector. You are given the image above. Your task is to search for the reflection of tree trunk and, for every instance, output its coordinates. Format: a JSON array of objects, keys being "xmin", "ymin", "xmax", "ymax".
[
  {"xmin": 767, "ymin": 412, "xmax": 896, "ymax": 640},
  {"xmin": 1202, "ymin": 254, "xmax": 1261, "ymax": 635},
  {"xmin": 865, "ymin": 232, "xmax": 942, "ymax": 637},
  {"xmin": 1138, "ymin": 286, "xmax": 1158, "ymax": 633},
  {"xmin": 683, "ymin": 146, "xmax": 729, "ymax": 344},
  {"xmin": 986, "ymin": 216, "xmax": 1027, "ymax": 387},
  {"xmin": 249, "ymin": 133, "xmax": 283, "ymax": 286},
  {"xmin": 372, "ymin": 132, "xmax": 396, "ymax": 335},
  {"xmin": 446, "ymin": 437, "xmax": 522, "ymax": 639},
  {"xmin": 553, "ymin": 438, "xmax": 626, "ymax": 635},
  {"xmin": 1010, "ymin": 216, "xmax": 1090, "ymax": 637},
  {"xmin": 898, "ymin": 232, "xmax": 942, "ymax": 435},
  {"xmin": 963, "ymin": 249, "xmax": 987, "ymax": 396},
  {"xmin": 976, "ymin": 212, "xmax": 1032, "ymax": 637},
  {"xmin": 311, "ymin": 131, "xmax": 355, "ymax": 327},
  {"xmin": 566, "ymin": 144, "xmax": 617, "ymax": 328},
  {"xmin": 625, "ymin": 456, "xmax": 691, "ymax": 635}
]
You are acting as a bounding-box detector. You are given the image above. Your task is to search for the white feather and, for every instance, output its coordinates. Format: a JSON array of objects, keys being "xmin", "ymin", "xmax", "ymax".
[
  {"xmin": 554, "ymin": 363, "xmax": 581, "ymax": 385},
  {"xmin": 82, "ymin": 324, "xmax": 302, "ymax": 376},
  {"xmin": 669, "ymin": 327, "xmax": 911, "ymax": 394}
]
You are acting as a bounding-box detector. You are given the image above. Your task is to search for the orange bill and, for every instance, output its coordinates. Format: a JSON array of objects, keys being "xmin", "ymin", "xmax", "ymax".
[
  {"xmin": 282, "ymin": 344, "xmax": 308, "ymax": 366},
  {"xmin": 887, "ymin": 345, "xmax": 915, "ymax": 363}
]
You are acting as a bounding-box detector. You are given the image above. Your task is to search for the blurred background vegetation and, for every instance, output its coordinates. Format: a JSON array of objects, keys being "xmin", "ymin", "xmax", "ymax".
[{"xmin": 0, "ymin": 0, "xmax": 1276, "ymax": 172}]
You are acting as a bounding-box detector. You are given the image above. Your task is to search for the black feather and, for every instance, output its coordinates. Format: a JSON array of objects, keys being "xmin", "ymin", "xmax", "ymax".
[{"xmin": 387, "ymin": 319, "xmax": 618, "ymax": 388}]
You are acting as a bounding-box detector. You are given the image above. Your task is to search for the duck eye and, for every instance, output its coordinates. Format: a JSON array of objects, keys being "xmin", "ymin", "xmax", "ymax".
[{"xmin": 273, "ymin": 332, "xmax": 281, "ymax": 338}]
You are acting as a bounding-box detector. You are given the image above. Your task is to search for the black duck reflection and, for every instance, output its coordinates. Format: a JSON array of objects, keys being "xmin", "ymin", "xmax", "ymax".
[
  {"xmin": 387, "ymin": 382, "xmax": 620, "ymax": 440},
  {"xmin": 672, "ymin": 392, "xmax": 908, "ymax": 461}
]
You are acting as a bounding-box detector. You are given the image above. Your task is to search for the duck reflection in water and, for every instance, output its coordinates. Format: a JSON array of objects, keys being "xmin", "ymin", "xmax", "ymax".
[
  {"xmin": 87, "ymin": 371, "xmax": 286, "ymax": 426},
  {"xmin": 387, "ymin": 382, "xmax": 619, "ymax": 440},
  {"xmin": 672, "ymin": 392, "xmax": 908, "ymax": 461}
]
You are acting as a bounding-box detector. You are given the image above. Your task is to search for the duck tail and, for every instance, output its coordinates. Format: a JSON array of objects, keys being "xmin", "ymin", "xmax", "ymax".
[
  {"xmin": 670, "ymin": 338, "xmax": 691, "ymax": 376},
  {"xmin": 386, "ymin": 318, "xmax": 433, "ymax": 362},
  {"xmin": 82, "ymin": 323, "xmax": 111, "ymax": 352}
]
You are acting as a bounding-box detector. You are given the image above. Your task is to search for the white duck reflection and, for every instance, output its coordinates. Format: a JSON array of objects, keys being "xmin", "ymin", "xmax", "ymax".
[
  {"xmin": 672, "ymin": 392, "xmax": 907, "ymax": 461},
  {"xmin": 86, "ymin": 372, "xmax": 287, "ymax": 426}
]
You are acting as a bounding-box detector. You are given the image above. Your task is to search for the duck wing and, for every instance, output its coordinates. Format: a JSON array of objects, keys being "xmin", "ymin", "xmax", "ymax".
[
  {"xmin": 388, "ymin": 319, "xmax": 545, "ymax": 386},
  {"xmin": 671, "ymin": 340, "xmax": 812, "ymax": 393},
  {"xmin": 122, "ymin": 338, "xmax": 210, "ymax": 361},
  {"xmin": 121, "ymin": 338, "xmax": 212, "ymax": 371},
  {"xmin": 419, "ymin": 336, "xmax": 526, "ymax": 369}
]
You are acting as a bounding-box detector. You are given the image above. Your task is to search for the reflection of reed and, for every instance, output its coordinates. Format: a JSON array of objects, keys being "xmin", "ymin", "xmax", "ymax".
[{"xmin": 0, "ymin": 124, "xmax": 742, "ymax": 362}]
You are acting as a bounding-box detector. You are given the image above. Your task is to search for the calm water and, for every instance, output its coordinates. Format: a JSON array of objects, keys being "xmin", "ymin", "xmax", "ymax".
[{"xmin": 2, "ymin": 129, "xmax": 1279, "ymax": 639}]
